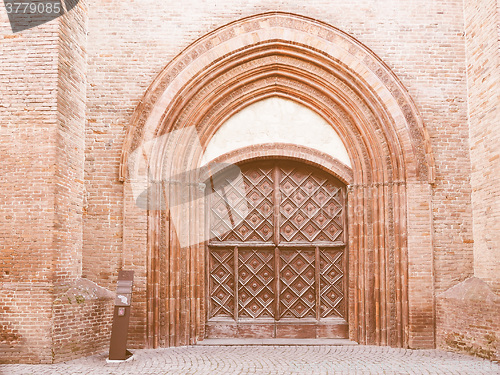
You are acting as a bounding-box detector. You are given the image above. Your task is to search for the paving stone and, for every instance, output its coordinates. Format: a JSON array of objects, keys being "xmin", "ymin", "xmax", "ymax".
[{"xmin": 1, "ymin": 345, "xmax": 499, "ymax": 375}]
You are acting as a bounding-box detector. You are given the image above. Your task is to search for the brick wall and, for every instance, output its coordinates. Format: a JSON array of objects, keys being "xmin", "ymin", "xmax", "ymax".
[
  {"xmin": 1, "ymin": 0, "xmax": 114, "ymax": 363},
  {"xmin": 49, "ymin": 2, "xmax": 118, "ymax": 364},
  {"xmin": 0, "ymin": 284, "xmax": 53, "ymax": 363},
  {"xmin": 52, "ymin": 278, "xmax": 114, "ymax": 362},
  {"xmin": 83, "ymin": 0, "xmax": 474, "ymax": 349},
  {"xmin": 464, "ymin": 0, "xmax": 500, "ymax": 292},
  {"xmin": 0, "ymin": 2, "xmax": 59, "ymax": 364},
  {"xmin": 1, "ymin": 0, "xmax": 498, "ymax": 363},
  {"xmin": 436, "ymin": 278, "xmax": 500, "ymax": 361},
  {"xmin": 0, "ymin": 6, "xmax": 58, "ymax": 287},
  {"xmin": 406, "ymin": 182, "xmax": 435, "ymax": 349},
  {"xmin": 54, "ymin": 0, "xmax": 88, "ymax": 282},
  {"xmin": 434, "ymin": 0, "xmax": 500, "ymax": 361}
]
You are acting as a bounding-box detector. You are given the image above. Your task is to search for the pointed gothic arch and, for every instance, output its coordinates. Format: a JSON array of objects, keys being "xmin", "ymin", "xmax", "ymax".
[{"xmin": 119, "ymin": 12, "xmax": 436, "ymax": 349}]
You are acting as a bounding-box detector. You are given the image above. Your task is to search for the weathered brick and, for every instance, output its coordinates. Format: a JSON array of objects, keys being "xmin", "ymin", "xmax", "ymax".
[{"xmin": 0, "ymin": 0, "xmax": 498, "ymax": 364}]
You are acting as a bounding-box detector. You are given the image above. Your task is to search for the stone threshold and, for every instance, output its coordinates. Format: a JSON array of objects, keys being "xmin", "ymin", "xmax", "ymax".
[{"xmin": 196, "ymin": 338, "xmax": 358, "ymax": 346}]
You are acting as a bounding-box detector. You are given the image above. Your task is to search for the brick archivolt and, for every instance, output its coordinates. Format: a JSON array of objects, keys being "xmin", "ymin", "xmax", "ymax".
[{"xmin": 119, "ymin": 13, "xmax": 436, "ymax": 349}]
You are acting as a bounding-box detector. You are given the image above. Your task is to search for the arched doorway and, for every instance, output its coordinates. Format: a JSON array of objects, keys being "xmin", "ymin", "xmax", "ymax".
[
  {"xmin": 120, "ymin": 12, "xmax": 436, "ymax": 349},
  {"xmin": 206, "ymin": 159, "xmax": 348, "ymax": 338}
]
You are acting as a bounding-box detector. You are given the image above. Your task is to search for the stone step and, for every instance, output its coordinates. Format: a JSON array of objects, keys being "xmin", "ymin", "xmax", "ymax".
[{"xmin": 196, "ymin": 338, "xmax": 358, "ymax": 346}]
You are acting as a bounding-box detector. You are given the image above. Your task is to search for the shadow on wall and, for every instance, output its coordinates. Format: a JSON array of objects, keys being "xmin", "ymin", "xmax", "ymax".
[{"xmin": 4, "ymin": 0, "xmax": 81, "ymax": 33}]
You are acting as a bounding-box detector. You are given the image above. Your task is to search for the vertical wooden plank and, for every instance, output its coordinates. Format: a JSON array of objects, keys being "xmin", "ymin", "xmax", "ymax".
[
  {"xmin": 343, "ymin": 186, "xmax": 349, "ymax": 323},
  {"xmin": 234, "ymin": 246, "xmax": 239, "ymax": 322},
  {"xmin": 274, "ymin": 246, "xmax": 280, "ymax": 324},
  {"xmin": 315, "ymin": 246, "xmax": 320, "ymax": 322},
  {"xmin": 273, "ymin": 164, "xmax": 280, "ymax": 334},
  {"xmin": 273, "ymin": 164, "xmax": 280, "ymax": 246}
]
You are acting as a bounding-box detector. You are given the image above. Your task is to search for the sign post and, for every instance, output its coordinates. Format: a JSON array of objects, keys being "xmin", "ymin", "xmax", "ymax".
[{"xmin": 108, "ymin": 270, "xmax": 134, "ymax": 362}]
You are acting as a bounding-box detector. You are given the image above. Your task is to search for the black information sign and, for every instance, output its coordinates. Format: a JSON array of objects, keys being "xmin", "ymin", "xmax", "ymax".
[{"xmin": 108, "ymin": 270, "xmax": 134, "ymax": 361}]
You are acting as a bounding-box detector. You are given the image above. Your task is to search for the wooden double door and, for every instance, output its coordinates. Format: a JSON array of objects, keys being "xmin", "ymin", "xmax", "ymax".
[{"xmin": 206, "ymin": 160, "xmax": 348, "ymax": 339}]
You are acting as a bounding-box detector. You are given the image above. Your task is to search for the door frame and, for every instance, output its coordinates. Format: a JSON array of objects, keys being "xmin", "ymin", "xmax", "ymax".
[{"xmin": 204, "ymin": 157, "xmax": 350, "ymax": 339}]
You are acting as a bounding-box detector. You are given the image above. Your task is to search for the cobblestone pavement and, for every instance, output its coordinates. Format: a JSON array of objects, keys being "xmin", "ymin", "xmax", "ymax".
[{"xmin": 1, "ymin": 346, "xmax": 499, "ymax": 375}]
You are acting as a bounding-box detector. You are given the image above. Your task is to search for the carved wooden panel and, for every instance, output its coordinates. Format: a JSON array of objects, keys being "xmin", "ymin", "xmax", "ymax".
[
  {"xmin": 279, "ymin": 249, "xmax": 316, "ymax": 319},
  {"xmin": 209, "ymin": 248, "xmax": 234, "ymax": 318},
  {"xmin": 209, "ymin": 165, "xmax": 274, "ymax": 243},
  {"xmin": 279, "ymin": 165, "xmax": 344, "ymax": 243},
  {"xmin": 238, "ymin": 248, "xmax": 275, "ymax": 319},
  {"xmin": 319, "ymin": 248, "xmax": 345, "ymax": 318},
  {"xmin": 207, "ymin": 161, "xmax": 347, "ymax": 338}
]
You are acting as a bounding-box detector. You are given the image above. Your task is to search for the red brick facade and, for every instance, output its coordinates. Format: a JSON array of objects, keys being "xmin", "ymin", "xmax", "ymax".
[
  {"xmin": 0, "ymin": 0, "xmax": 498, "ymax": 364},
  {"xmin": 433, "ymin": 0, "xmax": 500, "ymax": 361}
]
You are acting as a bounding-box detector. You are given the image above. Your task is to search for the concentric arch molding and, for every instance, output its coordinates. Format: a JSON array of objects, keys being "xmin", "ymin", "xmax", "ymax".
[
  {"xmin": 119, "ymin": 12, "xmax": 438, "ymax": 350},
  {"xmin": 119, "ymin": 12, "xmax": 435, "ymax": 185}
]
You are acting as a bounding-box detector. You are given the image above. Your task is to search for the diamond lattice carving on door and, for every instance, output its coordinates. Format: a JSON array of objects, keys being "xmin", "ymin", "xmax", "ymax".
[{"xmin": 207, "ymin": 160, "xmax": 347, "ymax": 339}]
